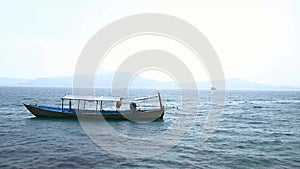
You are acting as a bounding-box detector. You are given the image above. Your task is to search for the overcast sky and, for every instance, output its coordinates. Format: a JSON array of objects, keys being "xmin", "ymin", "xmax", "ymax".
[{"xmin": 0, "ymin": 0, "xmax": 299, "ymax": 86}]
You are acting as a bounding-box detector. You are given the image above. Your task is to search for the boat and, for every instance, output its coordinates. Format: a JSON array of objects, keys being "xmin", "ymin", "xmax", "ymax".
[{"xmin": 24, "ymin": 92, "xmax": 164, "ymax": 120}]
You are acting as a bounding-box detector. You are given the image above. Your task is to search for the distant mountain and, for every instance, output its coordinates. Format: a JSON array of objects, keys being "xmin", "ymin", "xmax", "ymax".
[
  {"xmin": 225, "ymin": 79, "xmax": 275, "ymax": 90},
  {"xmin": 0, "ymin": 74, "xmax": 298, "ymax": 90},
  {"xmin": 0, "ymin": 78, "xmax": 29, "ymax": 86},
  {"xmin": 21, "ymin": 76, "xmax": 73, "ymax": 87},
  {"xmin": 197, "ymin": 79, "xmax": 276, "ymax": 90}
]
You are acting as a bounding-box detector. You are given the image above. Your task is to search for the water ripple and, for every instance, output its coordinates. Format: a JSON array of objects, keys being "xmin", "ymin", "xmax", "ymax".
[{"xmin": 0, "ymin": 88, "xmax": 299, "ymax": 168}]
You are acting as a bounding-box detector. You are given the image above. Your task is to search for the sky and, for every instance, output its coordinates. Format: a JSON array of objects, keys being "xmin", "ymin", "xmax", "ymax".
[{"xmin": 0, "ymin": 0, "xmax": 299, "ymax": 86}]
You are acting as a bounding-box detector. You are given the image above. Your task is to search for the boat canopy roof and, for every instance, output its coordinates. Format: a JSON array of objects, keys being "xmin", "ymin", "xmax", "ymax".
[{"xmin": 61, "ymin": 95, "xmax": 122, "ymax": 102}]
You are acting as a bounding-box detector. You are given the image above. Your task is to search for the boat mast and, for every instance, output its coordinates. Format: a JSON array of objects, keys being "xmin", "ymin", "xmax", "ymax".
[
  {"xmin": 61, "ymin": 98, "xmax": 64, "ymax": 111},
  {"xmin": 158, "ymin": 92, "xmax": 163, "ymax": 109},
  {"xmin": 77, "ymin": 100, "xmax": 80, "ymax": 113},
  {"xmin": 69, "ymin": 100, "xmax": 72, "ymax": 112},
  {"xmin": 96, "ymin": 101, "xmax": 98, "ymax": 113}
]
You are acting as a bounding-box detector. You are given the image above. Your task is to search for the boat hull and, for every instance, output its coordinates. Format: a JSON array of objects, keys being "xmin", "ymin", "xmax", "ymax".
[{"xmin": 24, "ymin": 104, "xmax": 164, "ymax": 120}]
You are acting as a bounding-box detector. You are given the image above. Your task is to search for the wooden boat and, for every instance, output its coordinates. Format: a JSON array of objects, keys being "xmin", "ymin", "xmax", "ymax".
[{"xmin": 24, "ymin": 93, "xmax": 164, "ymax": 120}]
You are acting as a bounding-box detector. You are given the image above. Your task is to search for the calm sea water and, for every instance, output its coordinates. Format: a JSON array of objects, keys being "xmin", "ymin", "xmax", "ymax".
[{"xmin": 0, "ymin": 87, "xmax": 299, "ymax": 168}]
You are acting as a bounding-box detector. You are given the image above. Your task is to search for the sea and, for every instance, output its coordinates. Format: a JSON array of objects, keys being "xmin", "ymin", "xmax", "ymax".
[{"xmin": 0, "ymin": 87, "xmax": 299, "ymax": 168}]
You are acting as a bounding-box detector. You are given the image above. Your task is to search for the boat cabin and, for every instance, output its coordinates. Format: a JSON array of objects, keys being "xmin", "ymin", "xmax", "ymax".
[{"xmin": 61, "ymin": 95, "xmax": 123, "ymax": 113}]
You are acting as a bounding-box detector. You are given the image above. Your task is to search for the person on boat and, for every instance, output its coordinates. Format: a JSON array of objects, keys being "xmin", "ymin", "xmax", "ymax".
[
  {"xmin": 130, "ymin": 102, "xmax": 137, "ymax": 111},
  {"xmin": 130, "ymin": 102, "xmax": 142, "ymax": 111},
  {"xmin": 116, "ymin": 101, "xmax": 122, "ymax": 108}
]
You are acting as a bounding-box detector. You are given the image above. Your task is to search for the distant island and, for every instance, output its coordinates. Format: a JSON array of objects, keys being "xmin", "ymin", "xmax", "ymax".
[{"xmin": 0, "ymin": 72, "xmax": 299, "ymax": 90}]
